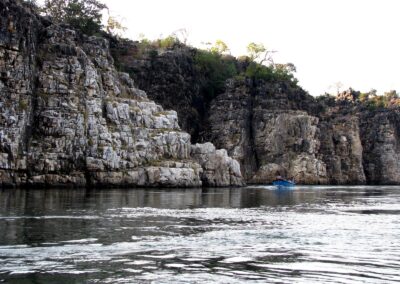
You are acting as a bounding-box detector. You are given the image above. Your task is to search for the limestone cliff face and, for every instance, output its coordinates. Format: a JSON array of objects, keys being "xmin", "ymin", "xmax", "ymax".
[
  {"xmin": 191, "ymin": 142, "xmax": 243, "ymax": 187},
  {"xmin": 108, "ymin": 20, "xmax": 400, "ymax": 186},
  {"xmin": 116, "ymin": 45, "xmax": 400, "ymax": 184},
  {"xmin": 318, "ymin": 115, "xmax": 366, "ymax": 184},
  {"xmin": 252, "ymin": 110, "xmax": 326, "ymax": 184},
  {"xmin": 111, "ymin": 41, "xmax": 205, "ymax": 142},
  {"xmin": 360, "ymin": 110, "xmax": 400, "ymax": 184},
  {"xmin": 209, "ymin": 79, "xmax": 327, "ymax": 184},
  {"xmin": 208, "ymin": 80, "xmax": 256, "ymax": 180},
  {"xmin": 0, "ymin": 0, "xmax": 244, "ymax": 187},
  {"xmin": 210, "ymin": 81, "xmax": 400, "ymax": 185}
]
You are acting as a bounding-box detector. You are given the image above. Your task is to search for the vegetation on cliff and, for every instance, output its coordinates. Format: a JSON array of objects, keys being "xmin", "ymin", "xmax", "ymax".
[
  {"xmin": 110, "ymin": 34, "xmax": 305, "ymax": 143},
  {"xmin": 317, "ymin": 88, "xmax": 400, "ymax": 113},
  {"xmin": 29, "ymin": 0, "xmax": 400, "ymax": 116},
  {"xmin": 0, "ymin": 0, "xmax": 244, "ymax": 187},
  {"xmin": 15, "ymin": 0, "xmax": 400, "ymax": 186},
  {"xmin": 114, "ymin": 34, "xmax": 300, "ymax": 94},
  {"xmin": 25, "ymin": 0, "xmax": 126, "ymax": 37}
]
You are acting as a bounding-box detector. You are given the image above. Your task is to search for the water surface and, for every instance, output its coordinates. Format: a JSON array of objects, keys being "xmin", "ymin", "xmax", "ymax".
[{"xmin": 0, "ymin": 186, "xmax": 399, "ymax": 283}]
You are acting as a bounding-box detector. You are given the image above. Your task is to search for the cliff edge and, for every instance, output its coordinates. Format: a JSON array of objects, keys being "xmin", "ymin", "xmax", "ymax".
[
  {"xmin": 0, "ymin": 0, "xmax": 244, "ymax": 187},
  {"xmin": 113, "ymin": 41, "xmax": 400, "ymax": 185}
]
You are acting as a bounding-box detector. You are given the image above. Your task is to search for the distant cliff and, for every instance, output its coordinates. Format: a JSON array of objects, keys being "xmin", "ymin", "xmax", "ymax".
[
  {"xmin": 112, "ymin": 41, "xmax": 400, "ymax": 185},
  {"xmin": 0, "ymin": 0, "xmax": 244, "ymax": 187}
]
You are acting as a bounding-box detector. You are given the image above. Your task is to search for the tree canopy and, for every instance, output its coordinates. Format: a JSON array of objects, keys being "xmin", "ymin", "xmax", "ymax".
[
  {"xmin": 106, "ymin": 16, "xmax": 127, "ymax": 38},
  {"xmin": 246, "ymin": 42, "xmax": 266, "ymax": 61},
  {"xmin": 42, "ymin": 0, "xmax": 107, "ymax": 35},
  {"xmin": 210, "ymin": 40, "xmax": 229, "ymax": 54}
]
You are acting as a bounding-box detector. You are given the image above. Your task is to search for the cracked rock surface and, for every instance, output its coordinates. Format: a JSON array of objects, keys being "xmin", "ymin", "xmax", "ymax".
[{"xmin": 0, "ymin": 0, "xmax": 244, "ymax": 187}]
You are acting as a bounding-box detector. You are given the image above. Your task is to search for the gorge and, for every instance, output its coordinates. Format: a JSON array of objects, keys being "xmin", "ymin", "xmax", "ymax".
[
  {"xmin": 1, "ymin": 0, "xmax": 400, "ymax": 187},
  {"xmin": 112, "ymin": 41, "xmax": 400, "ymax": 185}
]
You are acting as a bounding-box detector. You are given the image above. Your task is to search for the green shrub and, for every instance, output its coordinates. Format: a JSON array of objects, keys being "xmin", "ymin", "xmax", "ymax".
[
  {"xmin": 358, "ymin": 93, "xmax": 369, "ymax": 102},
  {"xmin": 157, "ymin": 36, "xmax": 178, "ymax": 49},
  {"xmin": 358, "ymin": 90, "xmax": 400, "ymax": 109},
  {"xmin": 194, "ymin": 49, "xmax": 238, "ymax": 101},
  {"xmin": 244, "ymin": 62, "xmax": 272, "ymax": 81},
  {"xmin": 242, "ymin": 61, "xmax": 298, "ymax": 86}
]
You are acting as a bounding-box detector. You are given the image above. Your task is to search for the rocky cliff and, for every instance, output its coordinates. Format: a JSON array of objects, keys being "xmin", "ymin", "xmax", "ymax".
[
  {"xmin": 209, "ymin": 79, "xmax": 327, "ymax": 184},
  {"xmin": 360, "ymin": 109, "xmax": 400, "ymax": 184},
  {"xmin": 112, "ymin": 41, "xmax": 204, "ymax": 141},
  {"xmin": 114, "ymin": 42, "xmax": 400, "ymax": 185},
  {"xmin": 318, "ymin": 115, "xmax": 365, "ymax": 184},
  {"xmin": 0, "ymin": 0, "xmax": 244, "ymax": 187}
]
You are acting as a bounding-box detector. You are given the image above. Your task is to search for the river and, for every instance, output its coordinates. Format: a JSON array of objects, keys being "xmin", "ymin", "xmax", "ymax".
[{"xmin": 0, "ymin": 186, "xmax": 399, "ymax": 283}]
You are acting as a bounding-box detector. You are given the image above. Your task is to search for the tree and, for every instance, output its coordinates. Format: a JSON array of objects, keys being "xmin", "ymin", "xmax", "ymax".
[
  {"xmin": 194, "ymin": 49, "xmax": 237, "ymax": 101},
  {"xmin": 43, "ymin": 0, "xmax": 66, "ymax": 23},
  {"xmin": 274, "ymin": 63, "xmax": 298, "ymax": 84},
  {"xmin": 43, "ymin": 0, "xmax": 107, "ymax": 35},
  {"xmin": 157, "ymin": 35, "xmax": 178, "ymax": 49},
  {"xmin": 171, "ymin": 28, "xmax": 189, "ymax": 45},
  {"xmin": 247, "ymin": 42, "xmax": 265, "ymax": 60},
  {"xmin": 329, "ymin": 81, "xmax": 344, "ymax": 95},
  {"xmin": 246, "ymin": 42, "xmax": 275, "ymax": 65},
  {"xmin": 106, "ymin": 16, "xmax": 127, "ymax": 38},
  {"xmin": 369, "ymin": 89, "xmax": 377, "ymax": 96},
  {"xmin": 384, "ymin": 90, "xmax": 398, "ymax": 100},
  {"xmin": 275, "ymin": 63, "xmax": 296, "ymax": 74},
  {"xmin": 210, "ymin": 40, "xmax": 229, "ymax": 54},
  {"xmin": 359, "ymin": 92, "xmax": 369, "ymax": 102}
]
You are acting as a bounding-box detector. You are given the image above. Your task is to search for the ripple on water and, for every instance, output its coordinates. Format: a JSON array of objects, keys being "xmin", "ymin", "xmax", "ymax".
[{"xmin": 0, "ymin": 186, "xmax": 399, "ymax": 283}]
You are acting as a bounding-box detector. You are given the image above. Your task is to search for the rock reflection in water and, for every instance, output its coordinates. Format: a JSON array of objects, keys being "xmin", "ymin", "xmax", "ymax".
[{"xmin": 0, "ymin": 186, "xmax": 341, "ymax": 213}]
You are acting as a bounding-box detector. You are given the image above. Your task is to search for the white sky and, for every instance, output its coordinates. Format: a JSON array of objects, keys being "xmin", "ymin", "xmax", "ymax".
[{"xmin": 102, "ymin": 0, "xmax": 400, "ymax": 96}]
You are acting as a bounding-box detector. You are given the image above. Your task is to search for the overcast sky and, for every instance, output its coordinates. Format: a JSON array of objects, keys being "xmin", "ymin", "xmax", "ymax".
[{"xmin": 102, "ymin": 0, "xmax": 400, "ymax": 96}]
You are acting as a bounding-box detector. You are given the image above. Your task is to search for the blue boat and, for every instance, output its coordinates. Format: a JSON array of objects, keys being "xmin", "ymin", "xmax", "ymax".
[{"xmin": 272, "ymin": 179, "xmax": 295, "ymax": 188}]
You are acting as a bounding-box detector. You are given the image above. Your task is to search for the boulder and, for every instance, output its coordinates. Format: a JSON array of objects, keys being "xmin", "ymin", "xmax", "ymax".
[{"xmin": 191, "ymin": 143, "xmax": 244, "ymax": 187}]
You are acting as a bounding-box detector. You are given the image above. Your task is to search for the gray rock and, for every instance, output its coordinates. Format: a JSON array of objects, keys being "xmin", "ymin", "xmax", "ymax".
[
  {"xmin": 0, "ymin": 0, "xmax": 244, "ymax": 188},
  {"xmin": 191, "ymin": 143, "xmax": 244, "ymax": 187},
  {"xmin": 250, "ymin": 110, "xmax": 327, "ymax": 184},
  {"xmin": 319, "ymin": 115, "xmax": 366, "ymax": 184},
  {"xmin": 111, "ymin": 38, "xmax": 400, "ymax": 185},
  {"xmin": 361, "ymin": 110, "xmax": 400, "ymax": 184}
]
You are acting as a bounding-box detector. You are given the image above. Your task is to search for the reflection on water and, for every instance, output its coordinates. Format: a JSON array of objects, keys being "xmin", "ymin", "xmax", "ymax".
[{"xmin": 0, "ymin": 186, "xmax": 399, "ymax": 283}]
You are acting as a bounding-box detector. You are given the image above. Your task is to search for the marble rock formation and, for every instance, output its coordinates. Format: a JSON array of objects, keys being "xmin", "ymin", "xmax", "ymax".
[{"xmin": 0, "ymin": 0, "xmax": 244, "ymax": 188}]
